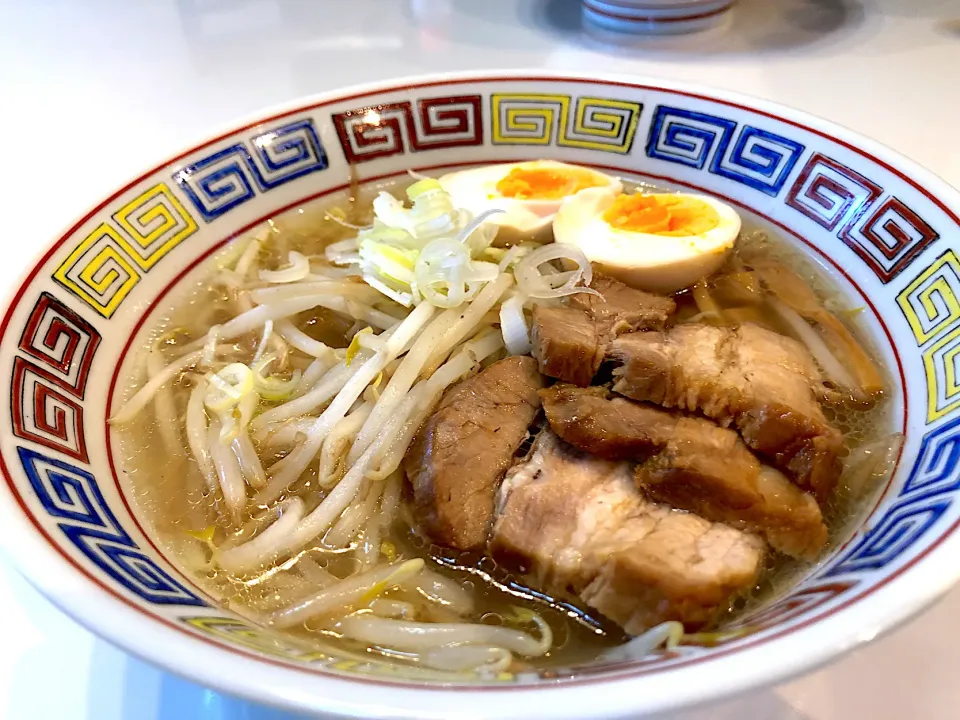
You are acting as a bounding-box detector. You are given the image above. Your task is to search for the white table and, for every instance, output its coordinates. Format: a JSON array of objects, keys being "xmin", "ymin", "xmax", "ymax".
[{"xmin": 1, "ymin": 1, "xmax": 958, "ymax": 717}]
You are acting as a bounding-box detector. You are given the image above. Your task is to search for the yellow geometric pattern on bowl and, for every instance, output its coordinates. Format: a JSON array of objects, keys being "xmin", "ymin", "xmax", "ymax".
[
  {"xmin": 491, "ymin": 93, "xmax": 641, "ymax": 153},
  {"xmin": 53, "ymin": 182, "xmax": 197, "ymax": 318},
  {"xmin": 897, "ymin": 250, "xmax": 960, "ymax": 345},
  {"xmin": 327, "ymin": 658, "xmax": 515, "ymax": 682},
  {"xmin": 923, "ymin": 324, "xmax": 960, "ymax": 422},
  {"xmin": 568, "ymin": 96, "xmax": 641, "ymax": 150},
  {"xmin": 112, "ymin": 183, "xmax": 198, "ymax": 270},
  {"xmin": 493, "ymin": 93, "xmax": 568, "ymax": 146},
  {"xmin": 53, "ymin": 223, "xmax": 141, "ymax": 318},
  {"xmin": 182, "ymin": 616, "xmax": 327, "ymax": 662}
]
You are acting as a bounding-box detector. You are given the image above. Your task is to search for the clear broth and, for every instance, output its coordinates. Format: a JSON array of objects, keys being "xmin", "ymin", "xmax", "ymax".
[{"xmin": 116, "ymin": 176, "xmax": 896, "ymax": 671}]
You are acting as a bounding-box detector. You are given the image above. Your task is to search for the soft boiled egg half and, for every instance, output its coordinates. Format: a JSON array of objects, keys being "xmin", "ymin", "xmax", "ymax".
[
  {"xmin": 553, "ymin": 188, "xmax": 742, "ymax": 293},
  {"xmin": 438, "ymin": 161, "xmax": 622, "ymax": 244}
]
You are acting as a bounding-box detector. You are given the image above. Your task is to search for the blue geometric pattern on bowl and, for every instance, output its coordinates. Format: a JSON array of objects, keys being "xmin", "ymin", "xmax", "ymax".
[
  {"xmin": 18, "ymin": 446, "xmax": 207, "ymax": 607},
  {"xmin": 174, "ymin": 118, "xmax": 328, "ymax": 222},
  {"xmin": 824, "ymin": 415, "xmax": 960, "ymax": 577},
  {"xmin": 645, "ymin": 105, "xmax": 804, "ymax": 196}
]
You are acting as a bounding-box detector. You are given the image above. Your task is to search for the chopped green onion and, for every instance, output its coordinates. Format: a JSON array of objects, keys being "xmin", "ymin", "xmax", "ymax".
[
  {"xmin": 251, "ymin": 353, "xmax": 302, "ymax": 401},
  {"xmin": 406, "ymin": 178, "xmax": 442, "ymax": 200},
  {"xmin": 349, "ymin": 183, "xmax": 502, "ymax": 309},
  {"xmin": 360, "ymin": 558, "xmax": 424, "ymax": 603},
  {"xmin": 186, "ymin": 525, "xmax": 216, "ymax": 546},
  {"xmin": 380, "ymin": 540, "xmax": 397, "ymax": 562},
  {"xmin": 499, "ymin": 293, "xmax": 531, "ymax": 355},
  {"xmin": 508, "ymin": 605, "xmax": 537, "ymax": 624},
  {"xmin": 205, "ymin": 364, "xmax": 254, "ymax": 413}
]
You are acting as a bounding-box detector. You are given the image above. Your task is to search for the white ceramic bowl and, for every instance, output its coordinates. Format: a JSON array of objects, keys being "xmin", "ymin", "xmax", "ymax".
[
  {"xmin": 2, "ymin": 71, "xmax": 959, "ymax": 719},
  {"xmin": 582, "ymin": 0, "xmax": 735, "ymax": 35}
]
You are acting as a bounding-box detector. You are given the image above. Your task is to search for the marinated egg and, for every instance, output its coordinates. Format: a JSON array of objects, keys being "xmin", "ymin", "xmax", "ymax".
[
  {"xmin": 553, "ymin": 188, "xmax": 741, "ymax": 293},
  {"xmin": 438, "ymin": 160, "xmax": 622, "ymax": 244}
]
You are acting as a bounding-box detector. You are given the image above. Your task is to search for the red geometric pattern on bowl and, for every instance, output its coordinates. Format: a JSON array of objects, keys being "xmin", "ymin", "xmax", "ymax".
[
  {"xmin": 845, "ymin": 196, "xmax": 940, "ymax": 283},
  {"xmin": 785, "ymin": 152, "xmax": 935, "ymax": 282},
  {"xmin": 739, "ymin": 580, "xmax": 858, "ymax": 632},
  {"xmin": 11, "ymin": 356, "xmax": 89, "ymax": 463},
  {"xmin": 17, "ymin": 292, "xmax": 101, "ymax": 399},
  {"xmin": 785, "ymin": 152, "xmax": 883, "ymax": 234},
  {"xmin": 332, "ymin": 94, "xmax": 483, "ymax": 163}
]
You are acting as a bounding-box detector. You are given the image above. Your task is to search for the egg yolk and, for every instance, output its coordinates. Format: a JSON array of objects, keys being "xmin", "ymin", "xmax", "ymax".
[
  {"xmin": 602, "ymin": 193, "xmax": 720, "ymax": 236},
  {"xmin": 496, "ymin": 167, "xmax": 604, "ymax": 200}
]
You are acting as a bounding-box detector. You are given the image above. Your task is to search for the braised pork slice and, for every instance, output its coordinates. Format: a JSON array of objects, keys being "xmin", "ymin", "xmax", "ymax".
[
  {"xmin": 638, "ymin": 461, "xmax": 826, "ymax": 561},
  {"xmin": 530, "ymin": 305, "xmax": 603, "ymax": 387},
  {"xmin": 529, "ymin": 270, "xmax": 676, "ymax": 387},
  {"xmin": 404, "ymin": 356, "xmax": 544, "ymax": 551},
  {"xmin": 541, "ymin": 384, "xmax": 671, "ymax": 459},
  {"xmin": 569, "ymin": 268, "xmax": 677, "ymax": 338},
  {"xmin": 609, "ymin": 323, "xmax": 843, "ymax": 501},
  {"xmin": 491, "ymin": 431, "xmax": 765, "ymax": 634},
  {"xmin": 540, "ymin": 385, "xmax": 826, "ymax": 558}
]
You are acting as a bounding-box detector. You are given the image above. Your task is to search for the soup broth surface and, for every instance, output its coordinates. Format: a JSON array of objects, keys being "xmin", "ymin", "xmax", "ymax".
[{"xmin": 116, "ymin": 175, "xmax": 896, "ymax": 673}]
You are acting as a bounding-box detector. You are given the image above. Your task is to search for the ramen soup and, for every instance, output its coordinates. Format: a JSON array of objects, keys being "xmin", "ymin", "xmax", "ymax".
[{"xmin": 114, "ymin": 161, "xmax": 899, "ymax": 676}]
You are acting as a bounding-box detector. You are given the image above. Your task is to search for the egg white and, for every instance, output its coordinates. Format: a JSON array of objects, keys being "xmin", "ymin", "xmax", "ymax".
[
  {"xmin": 438, "ymin": 161, "xmax": 622, "ymax": 244},
  {"xmin": 553, "ymin": 188, "xmax": 741, "ymax": 293}
]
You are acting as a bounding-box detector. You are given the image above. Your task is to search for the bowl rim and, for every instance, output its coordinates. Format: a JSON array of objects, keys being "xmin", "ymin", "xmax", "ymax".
[{"xmin": 2, "ymin": 68, "xmax": 959, "ymax": 719}]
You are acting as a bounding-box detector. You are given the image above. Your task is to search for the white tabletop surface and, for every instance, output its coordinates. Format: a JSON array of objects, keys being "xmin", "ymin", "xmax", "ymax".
[{"xmin": 1, "ymin": 0, "xmax": 959, "ymax": 718}]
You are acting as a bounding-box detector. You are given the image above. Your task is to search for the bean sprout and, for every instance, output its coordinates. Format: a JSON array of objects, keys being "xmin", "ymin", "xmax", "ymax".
[
  {"xmin": 185, "ymin": 376, "xmax": 216, "ymax": 492},
  {"xmin": 208, "ymin": 418, "xmax": 246, "ymax": 524},
  {"xmin": 600, "ymin": 621, "xmax": 684, "ymax": 661},
  {"xmin": 255, "ymin": 302, "xmax": 435, "ymax": 506},
  {"xmin": 259, "ymin": 251, "xmax": 310, "ymax": 284},
  {"xmin": 323, "ymin": 480, "xmax": 384, "ymax": 549},
  {"xmin": 318, "ymin": 402, "xmax": 374, "ymax": 488},
  {"xmin": 335, "ymin": 615, "xmax": 550, "ymax": 656},
  {"xmin": 233, "ymin": 431, "xmax": 266, "ymax": 489},
  {"xmin": 216, "ymin": 498, "xmax": 305, "ymax": 574},
  {"xmin": 348, "ymin": 307, "xmax": 461, "ymax": 464},
  {"xmin": 369, "ymin": 598, "xmax": 417, "ymax": 620},
  {"xmin": 110, "ymin": 344, "xmax": 234, "ymax": 424},
  {"xmin": 269, "ymin": 559, "xmax": 425, "ymax": 628},
  {"xmin": 250, "ymin": 280, "xmax": 381, "ymax": 305},
  {"xmin": 274, "ymin": 319, "xmax": 336, "ymax": 360},
  {"xmin": 421, "ymin": 273, "xmax": 513, "ymax": 376},
  {"xmin": 251, "ymin": 360, "xmax": 357, "ymax": 433}
]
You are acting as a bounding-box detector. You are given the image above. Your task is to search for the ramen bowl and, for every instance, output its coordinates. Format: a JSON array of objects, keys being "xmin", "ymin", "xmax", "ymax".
[{"xmin": 2, "ymin": 71, "xmax": 958, "ymax": 719}]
